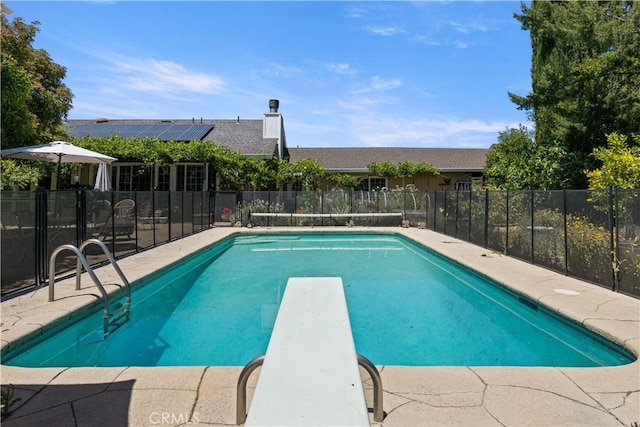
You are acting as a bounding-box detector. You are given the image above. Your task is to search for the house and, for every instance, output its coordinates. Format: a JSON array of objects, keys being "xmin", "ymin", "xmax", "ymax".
[
  {"xmin": 67, "ymin": 100, "xmax": 287, "ymax": 191},
  {"xmin": 68, "ymin": 99, "xmax": 487, "ymax": 192},
  {"xmin": 288, "ymin": 147, "xmax": 488, "ymax": 191}
]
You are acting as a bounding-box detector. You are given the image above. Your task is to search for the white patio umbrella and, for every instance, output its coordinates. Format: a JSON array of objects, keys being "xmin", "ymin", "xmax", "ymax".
[
  {"xmin": 94, "ymin": 162, "xmax": 112, "ymax": 191},
  {"xmin": 0, "ymin": 140, "xmax": 117, "ymax": 189}
]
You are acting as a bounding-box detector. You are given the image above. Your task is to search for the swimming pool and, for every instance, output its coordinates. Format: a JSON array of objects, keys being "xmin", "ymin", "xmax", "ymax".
[{"xmin": 3, "ymin": 232, "xmax": 634, "ymax": 368}]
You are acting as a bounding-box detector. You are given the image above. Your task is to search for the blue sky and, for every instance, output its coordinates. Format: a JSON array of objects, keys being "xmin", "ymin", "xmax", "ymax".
[{"xmin": 8, "ymin": 1, "xmax": 533, "ymax": 148}]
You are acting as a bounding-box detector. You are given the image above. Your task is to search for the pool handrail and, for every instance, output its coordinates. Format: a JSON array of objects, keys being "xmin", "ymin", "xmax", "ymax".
[
  {"xmin": 236, "ymin": 354, "xmax": 266, "ymax": 425},
  {"xmin": 47, "ymin": 244, "xmax": 111, "ymax": 334},
  {"xmin": 77, "ymin": 238, "xmax": 131, "ymax": 314},
  {"xmin": 235, "ymin": 353, "xmax": 384, "ymax": 424},
  {"xmin": 357, "ymin": 353, "xmax": 385, "ymax": 422}
]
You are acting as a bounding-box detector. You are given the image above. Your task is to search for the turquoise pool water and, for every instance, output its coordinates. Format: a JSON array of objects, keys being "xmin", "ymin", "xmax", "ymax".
[{"xmin": 4, "ymin": 233, "xmax": 634, "ymax": 367}]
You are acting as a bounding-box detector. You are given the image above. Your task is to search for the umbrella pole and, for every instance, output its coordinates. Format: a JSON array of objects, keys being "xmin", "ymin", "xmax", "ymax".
[
  {"xmin": 55, "ymin": 154, "xmax": 62, "ymax": 190},
  {"xmin": 52, "ymin": 154, "xmax": 62, "ymax": 214}
]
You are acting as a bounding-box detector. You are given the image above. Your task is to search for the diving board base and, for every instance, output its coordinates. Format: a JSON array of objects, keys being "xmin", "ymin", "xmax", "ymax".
[{"xmin": 244, "ymin": 277, "xmax": 369, "ymax": 426}]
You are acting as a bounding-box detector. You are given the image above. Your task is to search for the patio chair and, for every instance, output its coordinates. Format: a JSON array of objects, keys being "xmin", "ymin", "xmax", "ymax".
[
  {"xmin": 93, "ymin": 199, "xmax": 135, "ymax": 239},
  {"xmin": 114, "ymin": 199, "xmax": 135, "ymax": 219}
]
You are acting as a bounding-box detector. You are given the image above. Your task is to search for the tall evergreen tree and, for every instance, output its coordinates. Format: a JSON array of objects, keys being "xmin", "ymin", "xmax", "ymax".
[{"xmin": 509, "ymin": 1, "xmax": 640, "ymax": 188}]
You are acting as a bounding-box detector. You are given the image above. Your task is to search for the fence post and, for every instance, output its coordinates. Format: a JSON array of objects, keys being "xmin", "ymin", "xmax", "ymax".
[
  {"xmin": 167, "ymin": 191, "xmax": 172, "ymax": 241},
  {"xmin": 615, "ymin": 187, "xmax": 620, "ymax": 292},
  {"xmin": 350, "ymin": 190, "xmax": 354, "ymax": 217},
  {"xmin": 152, "ymin": 189, "xmax": 157, "ymax": 246},
  {"xmin": 403, "ymin": 187, "xmax": 407, "ymax": 220},
  {"xmin": 209, "ymin": 190, "xmax": 214, "ymax": 228},
  {"xmin": 425, "ymin": 192, "xmax": 429, "ymax": 228},
  {"xmin": 443, "ymin": 190, "xmax": 447, "ymax": 235},
  {"xmin": 484, "ymin": 188, "xmax": 489, "ymax": 249},
  {"xmin": 505, "ymin": 190, "xmax": 509, "ymax": 255},
  {"xmin": 563, "ymin": 189, "xmax": 568, "ymax": 275},
  {"xmin": 198, "ymin": 190, "xmax": 202, "ymax": 231},
  {"xmin": 181, "ymin": 191, "xmax": 185, "ymax": 237},
  {"xmin": 468, "ymin": 189, "xmax": 472, "ymax": 242},
  {"xmin": 609, "ymin": 186, "xmax": 616, "ymax": 291},
  {"xmin": 294, "ymin": 189, "xmax": 298, "ymax": 226},
  {"xmin": 76, "ymin": 188, "xmax": 85, "ymax": 248},
  {"xmin": 320, "ymin": 190, "xmax": 324, "ymax": 226},
  {"xmin": 35, "ymin": 188, "xmax": 48, "ymax": 287},
  {"xmin": 433, "ymin": 191, "xmax": 438, "ymax": 231},
  {"xmin": 454, "ymin": 189, "xmax": 459, "ymax": 238},
  {"xmin": 268, "ymin": 190, "xmax": 272, "ymax": 227},
  {"xmin": 530, "ymin": 189, "xmax": 535, "ymax": 264}
]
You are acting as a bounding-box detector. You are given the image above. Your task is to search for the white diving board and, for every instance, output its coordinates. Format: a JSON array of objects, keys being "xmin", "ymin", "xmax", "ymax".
[{"xmin": 244, "ymin": 277, "xmax": 369, "ymax": 427}]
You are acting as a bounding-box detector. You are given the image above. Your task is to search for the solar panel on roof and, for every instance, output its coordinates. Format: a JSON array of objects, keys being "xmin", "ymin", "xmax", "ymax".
[
  {"xmin": 118, "ymin": 131, "xmax": 142, "ymax": 138},
  {"xmin": 178, "ymin": 125, "xmax": 213, "ymax": 141},
  {"xmin": 68, "ymin": 124, "xmax": 91, "ymax": 133},
  {"xmin": 122, "ymin": 124, "xmax": 149, "ymax": 132},
  {"xmin": 69, "ymin": 124, "xmax": 93, "ymax": 136},
  {"xmin": 138, "ymin": 130, "xmax": 161, "ymax": 138},
  {"xmin": 67, "ymin": 122, "xmax": 215, "ymax": 141}
]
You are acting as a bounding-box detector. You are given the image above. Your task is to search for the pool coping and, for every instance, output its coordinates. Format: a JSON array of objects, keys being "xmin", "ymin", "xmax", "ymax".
[{"xmin": 1, "ymin": 227, "xmax": 639, "ymax": 426}]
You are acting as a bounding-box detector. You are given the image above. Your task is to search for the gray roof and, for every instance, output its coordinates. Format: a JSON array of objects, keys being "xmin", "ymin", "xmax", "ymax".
[
  {"xmin": 288, "ymin": 147, "xmax": 489, "ymax": 172},
  {"xmin": 66, "ymin": 119, "xmax": 276, "ymax": 158},
  {"xmin": 66, "ymin": 119, "xmax": 488, "ymax": 169},
  {"xmin": 201, "ymin": 119, "xmax": 276, "ymax": 158}
]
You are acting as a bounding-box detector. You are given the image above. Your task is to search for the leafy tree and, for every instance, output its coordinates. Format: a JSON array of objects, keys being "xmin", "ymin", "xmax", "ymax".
[
  {"xmin": 0, "ymin": 159, "xmax": 42, "ymax": 190},
  {"xmin": 242, "ymin": 157, "xmax": 274, "ymax": 190},
  {"xmin": 285, "ymin": 158, "xmax": 326, "ymax": 191},
  {"xmin": 328, "ymin": 173, "xmax": 362, "ymax": 190},
  {"xmin": 586, "ymin": 133, "xmax": 640, "ymax": 189},
  {"xmin": 73, "ymin": 136, "xmax": 245, "ymax": 188},
  {"xmin": 509, "ymin": 1, "xmax": 640, "ymax": 188},
  {"xmin": 1, "ymin": 16, "xmax": 72, "ymax": 188},
  {"xmin": 367, "ymin": 160, "xmax": 439, "ymax": 187},
  {"xmin": 484, "ymin": 125, "xmax": 581, "ymax": 190},
  {"xmin": 1, "ymin": 16, "xmax": 73, "ymax": 148}
]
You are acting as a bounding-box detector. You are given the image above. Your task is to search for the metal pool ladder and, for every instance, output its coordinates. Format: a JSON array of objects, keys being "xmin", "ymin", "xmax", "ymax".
[
  {"xmin": 236, "ymin": 353, "xmax": 385, "ymax": 424},
  {"xmin": 45, "ymin": 238, "xmax": 131, "ymax": 338}
]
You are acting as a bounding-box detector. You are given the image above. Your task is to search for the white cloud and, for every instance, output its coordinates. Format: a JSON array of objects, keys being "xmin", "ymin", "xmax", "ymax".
[
  {"xmin": 65, "ymin": 50, "xmax": 230, "ymax": 117},
  {"xmin": 352, "ymin": 76, "xmax": 402, "ymax": 94},
  {"xmin": 345, "ymin": 6, "xmax": 366, "ymax": 19},
  {"xmin": 414, "ymin": 35, "xmax": 441, "ymax": 46},
  {"xmin": 370, "ymin": 76, "xmax": 401, "ymax": 91},
  {"xmin": 326, "ymin": 63, "xmax": 357, "ymax": 76},
  {"xmin": 348, "ymin": 114, "xmax": 519, "ymax": 148},
  {"xmin": 112, "ymin": 57, "xmax": 226, "ymax": 96},
  {"xmin": 71, "ymin": 98, "xmax": 161, "ymax": 119},
  {"xmin": 449, "ymin": 21, "xmax": 489, "ymax": 34},
  {"xmin": 261, "ymin": 63, "xmax": 303, "ymax": 77},
  {"xmin": 364, "ymin": 25, "xmax": 406, "ymax": 37},
  {"xmin": 453, "ymin": 40, "xmax": 469, "ymax": 49}
]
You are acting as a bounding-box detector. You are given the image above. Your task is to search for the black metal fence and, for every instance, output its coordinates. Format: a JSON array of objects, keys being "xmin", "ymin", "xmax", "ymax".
[
  {"xmin": 1, "ymin": 189, "xmax": 237, "ymax": 297},
  {"xmin": 2, "ymin": 188, "xmax": 638, "ymax": 298},
  {"xmin": 427, "ymin": 188, "xmax": 639, "ymax": 297}
]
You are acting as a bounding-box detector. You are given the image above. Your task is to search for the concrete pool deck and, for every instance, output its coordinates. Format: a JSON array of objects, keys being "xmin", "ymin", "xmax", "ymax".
[{"xmin": 1, "ymin": 227, "xmax": 638, "ymax": 426}]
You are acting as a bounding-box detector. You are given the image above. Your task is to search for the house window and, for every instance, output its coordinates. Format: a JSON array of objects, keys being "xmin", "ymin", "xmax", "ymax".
[
  {"xmin": 455, "ymin": 181, "xmax": 472, "ymax": 191},
  {"xmin": 157, "ymin": 165, "xmax": 170, "ymax": 191},
  {"xmin": 116, "ymin": 165, "xmax": 152, "ymax": 191},
  {"xmin": 358, "ymin": 177, "xmax": 387, "ymax": 191},
  {"xmin": 176, "ymin": 164, "xmax": 205, "ymax": 191}
]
